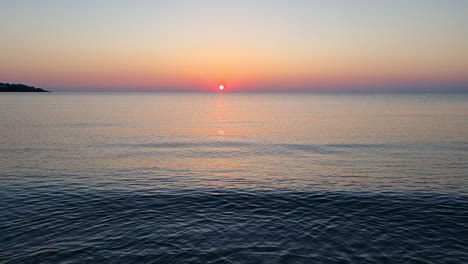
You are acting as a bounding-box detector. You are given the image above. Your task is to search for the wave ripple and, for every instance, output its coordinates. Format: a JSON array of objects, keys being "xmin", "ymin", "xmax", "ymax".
[{"xmin": 1, "ymin": 190, "xmax": 467, "ymax": 264}]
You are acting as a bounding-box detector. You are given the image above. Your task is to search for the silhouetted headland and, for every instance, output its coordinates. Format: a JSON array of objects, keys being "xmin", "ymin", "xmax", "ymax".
[{"xmin": 0, "ymin": 83, "xmax": 49, "ymax": 92}]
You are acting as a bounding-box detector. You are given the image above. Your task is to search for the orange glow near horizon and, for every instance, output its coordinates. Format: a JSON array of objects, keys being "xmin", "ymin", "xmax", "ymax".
[{"xmin": 0, "ymin": 1, "xmax": 467, "ymax": 92}]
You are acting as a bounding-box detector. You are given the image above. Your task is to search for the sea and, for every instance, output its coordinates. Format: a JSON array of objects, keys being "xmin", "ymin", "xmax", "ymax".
[{"xmin": 0, "ymin": 92, "xmax": 467, "ymax": 263}]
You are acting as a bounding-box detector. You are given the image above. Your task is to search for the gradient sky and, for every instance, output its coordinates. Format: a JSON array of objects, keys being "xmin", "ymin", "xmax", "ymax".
[{"xmin": 1, "ymin": 0, "xmax": 467, "ymax": 92}]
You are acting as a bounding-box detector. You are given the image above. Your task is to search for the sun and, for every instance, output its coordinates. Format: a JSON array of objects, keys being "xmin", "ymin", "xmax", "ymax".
[{"xmin": 219, "ymin": 85, "xmax": 224, "ymax": 91}]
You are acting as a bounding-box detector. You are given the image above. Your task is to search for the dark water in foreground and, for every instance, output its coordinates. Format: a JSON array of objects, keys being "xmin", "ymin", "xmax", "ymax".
[
  {"xmin": 1, "ymin": 189, "xmax": 468, "ymax": 264},
  {"xmin": 1, "ymin": 93, "xmax": 467, "ymax": 263}
]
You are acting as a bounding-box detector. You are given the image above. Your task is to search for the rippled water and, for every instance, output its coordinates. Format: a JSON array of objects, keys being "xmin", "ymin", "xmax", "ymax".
[{"xmin": 1, "ymin": 93, "xmax": 467, "ymax": 263}]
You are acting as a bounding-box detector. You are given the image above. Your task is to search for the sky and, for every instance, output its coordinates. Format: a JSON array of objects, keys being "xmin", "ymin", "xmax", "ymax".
[{"xmin": 0, "ymin": 0, "xmax": 467, "ymax": 92}]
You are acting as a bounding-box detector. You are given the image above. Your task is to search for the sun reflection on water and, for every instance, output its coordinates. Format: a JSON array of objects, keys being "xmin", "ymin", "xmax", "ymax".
[{"xmin": 217, "ymin": 93, "xmax": 226, "ymax": 135}]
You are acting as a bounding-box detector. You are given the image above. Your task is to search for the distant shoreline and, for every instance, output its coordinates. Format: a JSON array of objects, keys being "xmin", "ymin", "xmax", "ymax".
[{"xmin": 0, "ymin": 83, "xmax": 49, "ymax": 92}]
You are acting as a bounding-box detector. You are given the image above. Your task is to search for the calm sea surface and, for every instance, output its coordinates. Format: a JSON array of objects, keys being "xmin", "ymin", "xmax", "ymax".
[{"xmin": 1, "ymin": 93, "xmax": 467, "ymax": 263}]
